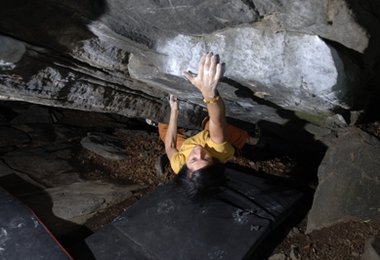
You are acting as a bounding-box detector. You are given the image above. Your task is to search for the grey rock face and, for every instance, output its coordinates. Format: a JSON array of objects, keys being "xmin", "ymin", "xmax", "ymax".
[
  {"xmin": 0, "ymin": 36, "xmax": 25, "ymax": 70},
  {"xmin": 10, "ymin": 105, "xmax": 52, "ymax": 125},
  {"xmin": 0, "ymin": 105, "xmax": 148, "ymax": 237},
  {"xmin": 19, "ymin": 181, "xmax": 144, "ymax": 236},
  {"xmin": 80, "ymin": 132, "xmax": 128, "ymax": 160},
  {"xmin": 102, "ymin": 0, "xmax": 257, "ymax": 46},
  {"xmin": 45, "ymin": 182, "xmax": 141, "ymax": 223},
  {"xmin": 306, "ymin": 127, "xmax": 380, "ymax": 233},
  {"xmin": 3, "ymin": 146, "xmax": 81, "ymax": 187},
  {"xmin": 0, "ymin": 0, "xmax": 379, "ymax": 128},
  {"xmin": 256, "ymin": 0, "xmax": 370, "ymax": 53},
  {"xmin": 362, "ymin": 235, "xmax": 380, "ymax": 260},
  {"xmin": 0, "ymin": 127, "xmax": 30, "ymax": 147},
  {"xmin": 130, "ymin": 25, "xmax": 359, "ymax": 125},
  {"xmin": 0, "ymin": 160, "xmax": 14, "ymax": 177}
]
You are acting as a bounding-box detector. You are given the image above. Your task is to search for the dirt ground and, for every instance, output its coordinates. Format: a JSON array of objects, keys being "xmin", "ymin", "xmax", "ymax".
[{"xmin": 76, "ymin": 120, "xmax": 380, "ymax": 260}]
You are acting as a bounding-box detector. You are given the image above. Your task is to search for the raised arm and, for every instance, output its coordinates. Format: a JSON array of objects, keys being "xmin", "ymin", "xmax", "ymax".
[
  {"xmin": 183, "ymin": 53, "xmax": 227, "ymax": 144},
  {"xmin": 164, "ymin": 94, "xmax": 180, "ymax": 160}
]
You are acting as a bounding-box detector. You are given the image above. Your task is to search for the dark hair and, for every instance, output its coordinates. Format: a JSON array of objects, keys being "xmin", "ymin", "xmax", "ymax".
[{"xmin": 175, "ymin": 159, "xmax": 226, "ymax": 200}]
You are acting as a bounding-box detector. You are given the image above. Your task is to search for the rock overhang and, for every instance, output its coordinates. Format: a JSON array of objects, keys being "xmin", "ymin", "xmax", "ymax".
[{"xmin": 0, "ymin": 0, "xmax": 379, "ymax": 129}]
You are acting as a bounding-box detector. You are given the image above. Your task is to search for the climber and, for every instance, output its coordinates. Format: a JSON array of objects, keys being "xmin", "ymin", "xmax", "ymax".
[{"xmin": 158, "ymin": 52, "xmax": 260, "ymax": 199}]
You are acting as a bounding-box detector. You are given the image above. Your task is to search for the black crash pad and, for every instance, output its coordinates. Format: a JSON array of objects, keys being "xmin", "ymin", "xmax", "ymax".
[
  {"xmin": 0, "ymin": 187, "xmax": 71, "ymax": 259},
  {"xmin": 86, "ymin": 167, "xmax": 305, "ymax": 259}
]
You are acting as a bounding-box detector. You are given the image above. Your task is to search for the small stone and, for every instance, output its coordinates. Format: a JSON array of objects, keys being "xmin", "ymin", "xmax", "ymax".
[
  {"xmin": 351, "ymin": 251, "xmax": 359, "ymax": 257},
  {"xmin": 304, "ymin": 123, "xmax": 331, "ymax": 138},
  {"xmin": 268, "ymin": 253, "xmax": 286, "ymax": 260},
  {"xmin": 289, "ymin": 227, "xmax": 300, "ymax": 236}
]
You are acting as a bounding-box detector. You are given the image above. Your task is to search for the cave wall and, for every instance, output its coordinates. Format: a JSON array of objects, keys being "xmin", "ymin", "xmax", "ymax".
[{"xmin": 1, "ymin": 0, "xmax": 379, "ymax": 128}]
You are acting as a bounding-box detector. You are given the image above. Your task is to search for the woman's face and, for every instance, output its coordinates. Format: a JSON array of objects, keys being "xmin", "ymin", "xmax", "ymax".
[{"xmin": 186, "ymin": 145, "xmax": 214, "ymax": 172}]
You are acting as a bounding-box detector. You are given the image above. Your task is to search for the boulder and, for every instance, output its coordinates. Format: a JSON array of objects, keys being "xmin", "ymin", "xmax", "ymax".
[
  {"xmin": 130, "ymin": 25, "xmax": 360, "ymax": 125},
  {"xmin": 44, "ymin": 182, "xmax": 142, "ymax": 223},
  {"xmin": 0, "ymin": 35, "xmax": 25, "ymax": 70},
  {"xmin": 3, "ymin": 146, "xmax": 81, "ymax": 187},
  {"xmin": 80, "ymin": 132, "xmax": 127, "ymax": 160},
  {"xmin": 306, "ymin": 127, "xmax": 380, "ymax": 232},
  {"xmin": 19, "ymin": 181, "xmax": 144, "ymax": 236},
  {"xmin": 0, "ymin": 0, "xmax": 379, "ymax": 128},
  {"xmin": 362, "ymin": 235, "xmax": 380, "ymax": 260}
]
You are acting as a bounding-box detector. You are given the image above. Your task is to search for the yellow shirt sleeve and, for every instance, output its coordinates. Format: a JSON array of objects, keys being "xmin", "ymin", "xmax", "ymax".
[
  {"xmin": 170, "ymin": 152, "xmax": 186, "ymax": 174},
  {"xmin": 205, "ymin": 138, "xmax": 234, "ymax": 163},
  {"xmin": 169, "ymin": 130, "xmax": 235, "ymax": 174}
]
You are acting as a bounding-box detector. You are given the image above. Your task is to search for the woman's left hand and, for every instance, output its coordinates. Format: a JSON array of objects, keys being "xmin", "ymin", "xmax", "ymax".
[{"xmin": 183, "ymin": 52, "xmax": 222, "ymax": 100}]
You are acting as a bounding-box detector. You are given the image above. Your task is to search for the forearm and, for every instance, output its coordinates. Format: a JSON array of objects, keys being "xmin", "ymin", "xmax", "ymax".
[
  {"xmin": 164, "ymin": 108, "xmax": 179, "ymax": 155},
  {"xmin": 202, "ymin": 90, "xmax": 227, "ymax": 128},
  {"xmin": 203, "ymin": 90, "xmax": 227, "ymax": 143},
  {"xmin": 182, "ymin": 52, "xmax": 226, "ymax": 143}
]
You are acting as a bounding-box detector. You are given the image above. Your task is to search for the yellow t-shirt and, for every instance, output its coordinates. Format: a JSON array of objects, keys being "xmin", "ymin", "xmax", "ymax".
[{"xmin": 170, "ymin": 130, "xmax": 235, "ymax": 174}]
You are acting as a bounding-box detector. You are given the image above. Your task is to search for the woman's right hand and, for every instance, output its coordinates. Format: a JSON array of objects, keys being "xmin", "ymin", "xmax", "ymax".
[
  {"xmin": 169, "ymin": 94, "xmax": 179, "ymax": 111},
  {"xmin": 182, "ymin": 52, "xmax": 222, "ymax": 100}
]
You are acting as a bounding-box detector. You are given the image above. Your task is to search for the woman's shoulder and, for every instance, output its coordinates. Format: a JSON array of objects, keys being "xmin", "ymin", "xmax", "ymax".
[{"xmin": 170, "ymin": 152, "xmax": 186, "ymax": 174}]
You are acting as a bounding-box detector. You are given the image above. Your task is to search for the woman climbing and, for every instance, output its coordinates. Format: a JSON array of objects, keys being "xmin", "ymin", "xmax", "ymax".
[{"xmin": 158, "ymin": 52, "xmax": 259, "ymax": 199}]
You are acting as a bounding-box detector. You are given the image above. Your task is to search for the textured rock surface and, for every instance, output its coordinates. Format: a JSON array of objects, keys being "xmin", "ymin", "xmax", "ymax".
[
  {"xmin": 0, "ymin": 36, "xmax": 25, "ymax": 70},
  {"xmin": 4, "ymin": 149, "xmax": 82, "ymax": 187},
  {"xmin": 1, "ymin": 2, "xmax": 380, "ymax": 236},
  {"xmin": 0, "ymin": 0, "xmax": 379, "ymax": 128},
  {"xmin": 80, "ymin": 132, "xmax": 128, "ymax": 160},
  {"xmin": 130, "ymin": 26, "xmax": 359, "ymax": 125},
  {"xmin": 1, "ymin": 99, "xmax": 379, "ymax": 258},
  {"xmin": 0, "ymin": 161, "xmax": 14, "ymax": 177},
  {"xmin": 37, "ymin": 182, "xmax": 141, "ymax": 223},
  {"xmin": 362, "ymin": 235, "xmax": 380, "ymax": 260},
  {"xmin": 306, "ymin": 127, "xmax": 380, "ymax": 233},
  {"xmin": 0, "ymin": 102, "xmax": 148, "ymax": 237}
]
